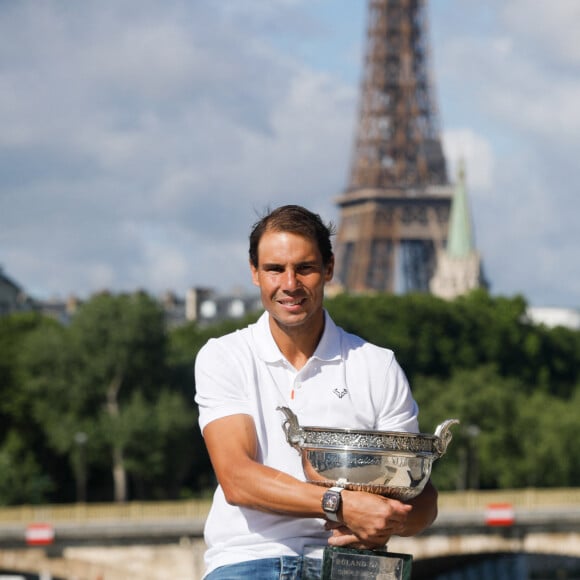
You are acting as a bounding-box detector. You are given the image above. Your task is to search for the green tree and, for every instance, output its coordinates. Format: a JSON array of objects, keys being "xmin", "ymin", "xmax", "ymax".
[
  {"xmin": 21, "ymin": 292, "xmax": 196, "ymax": 502},
  {"xmin": 67, "ymin": 292, "xmax": 168, "ymax": 501},
  {"xmin": 20, "ymin": 313, "xmax": 105, "ymax": 502},
  {"xmin": 0, "ymin": 312, "xmax": 60, "ymax": 504},
  {"xmin": 518, "ymin": 386, "xmax": 580, "ymax": 486},
  {"xmin": 0, "ymin": 312, "xmax": 57, "ymax": 427},
  {"xmin": 0, "ymin": 430, "xmax": 53, "ymax": 505},
  {"xmin": 413, "ymin": 366, "xmax": 527, "ymax": 490},
  {"xmin": 112, "ymin": 389, "xmax": 198, "ymax": 499}
]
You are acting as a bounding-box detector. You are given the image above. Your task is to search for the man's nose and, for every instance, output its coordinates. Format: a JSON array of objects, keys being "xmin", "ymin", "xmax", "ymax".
[{"xmin": 282, "ymin": 269, "xmax": 299, "ymax": 290}]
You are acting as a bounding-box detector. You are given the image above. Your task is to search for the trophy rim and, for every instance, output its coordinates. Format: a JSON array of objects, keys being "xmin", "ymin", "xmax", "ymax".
[
  {"xmin": 300, "ymin": 425, "xmax": 439, "ymax": 441},
  {"xmin": 297, "ymin": 425, "xmax": 440, "ymax": 455}
]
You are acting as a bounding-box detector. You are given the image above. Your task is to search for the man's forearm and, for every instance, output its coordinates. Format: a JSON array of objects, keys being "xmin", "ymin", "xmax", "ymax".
[{"xmin": 399, "ymin": 480, "xmax": 438, "ymax": 536}]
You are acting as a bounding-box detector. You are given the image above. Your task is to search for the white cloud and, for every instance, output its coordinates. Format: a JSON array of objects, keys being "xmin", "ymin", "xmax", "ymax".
[
  {"xmin": 87, "ymin": 263, "xmax": 116, "ymax": 291},
  {"xmin": 1, "ymin": 1, "xmax": 579, "ymax": 308},
  {"xmin": 442, "ymin": 129, "xmax": 495, "ymax": 191},
  {"xmin": 502, "ymin": 0, "xmax": 580, "ymax": 66},
  {"xmin": 0, "ymin": 0, "xmax": 359, "ymax": 299}
]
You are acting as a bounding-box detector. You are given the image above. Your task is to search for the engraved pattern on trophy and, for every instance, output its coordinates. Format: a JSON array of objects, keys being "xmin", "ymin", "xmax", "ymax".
[{"xmin": 303, "ymin": 429, "xmax": 436, "ymax": 453}]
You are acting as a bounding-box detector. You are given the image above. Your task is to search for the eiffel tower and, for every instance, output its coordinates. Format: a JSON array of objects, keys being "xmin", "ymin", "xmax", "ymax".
[{"xmin": 334, "ymin": 0, "xmax": 453, "ymax": 293}]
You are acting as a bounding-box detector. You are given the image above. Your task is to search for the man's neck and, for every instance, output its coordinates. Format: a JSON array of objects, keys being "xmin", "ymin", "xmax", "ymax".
[{"xmin": 268, "ymin": 312, "xmax": 325, "ymax": 370}]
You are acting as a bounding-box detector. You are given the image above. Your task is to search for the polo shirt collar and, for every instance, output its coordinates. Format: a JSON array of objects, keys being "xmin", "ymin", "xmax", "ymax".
[{"xmin": 252, "ymin": 310, "xmax": 342, "ymax": 364}]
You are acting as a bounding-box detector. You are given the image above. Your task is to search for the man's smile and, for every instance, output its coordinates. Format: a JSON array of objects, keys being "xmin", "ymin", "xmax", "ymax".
[{"xmin": 277, "ymin": 297, "xmax": 306, "ymax": 306}]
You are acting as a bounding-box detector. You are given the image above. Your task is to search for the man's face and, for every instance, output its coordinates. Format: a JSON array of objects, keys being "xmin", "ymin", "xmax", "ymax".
[{"xmin": 250, "ymin": 230, "xmax": 333, "ymax": 330}]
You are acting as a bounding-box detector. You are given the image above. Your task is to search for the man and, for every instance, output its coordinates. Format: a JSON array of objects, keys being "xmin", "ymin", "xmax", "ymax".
[{"xmin": 194, "ymin": 205, "xmax": 438, "ymax": 579}]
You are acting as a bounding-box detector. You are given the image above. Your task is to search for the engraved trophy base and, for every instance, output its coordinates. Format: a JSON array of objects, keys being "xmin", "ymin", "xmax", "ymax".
[{"xmin": 321, "ymin": 546, "xmax": 412, "ymax": 580}]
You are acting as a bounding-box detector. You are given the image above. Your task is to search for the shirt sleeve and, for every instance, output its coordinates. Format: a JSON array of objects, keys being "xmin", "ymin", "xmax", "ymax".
[
  {"xmin": 376, "ymin": 353, "xmax": 419, "ymax": 433},
  {"xmin": 194, "ymin": 337, "xmax": 254, "ymax": 434}
]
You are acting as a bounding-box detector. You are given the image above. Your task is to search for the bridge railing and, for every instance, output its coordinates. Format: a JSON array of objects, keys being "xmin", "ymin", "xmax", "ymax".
[
  {"xmin": 437, "ymin": 488, "xmax": 580, "ymax": 511},
  {"xmin": 0, "ymin": 489, "xmax": 579, "ymax": 524},
  {"xmin": 0, "ymin": 498, "xmax": 213, "ymax": 523}
]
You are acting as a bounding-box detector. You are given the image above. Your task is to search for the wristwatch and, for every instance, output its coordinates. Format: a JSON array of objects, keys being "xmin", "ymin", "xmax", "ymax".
[{"xmin": 321, "ymin": 486, "xmax": 344, "ymax": 522}]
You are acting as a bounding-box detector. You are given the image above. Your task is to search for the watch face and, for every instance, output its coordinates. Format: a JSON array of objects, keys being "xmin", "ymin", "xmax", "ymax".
[{"xmin": 323, "ymin": 491, "xmax": 340, "ymax": 512}]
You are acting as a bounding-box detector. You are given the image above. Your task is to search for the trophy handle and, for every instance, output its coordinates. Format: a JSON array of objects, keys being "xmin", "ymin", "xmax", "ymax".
[
  {"xmin": 277, "ymin": 406, "xmax": 304, "ymax": 452},
  {"xmin": 433, "ymin": 419, "xmax": 460, "ymax": 458}
]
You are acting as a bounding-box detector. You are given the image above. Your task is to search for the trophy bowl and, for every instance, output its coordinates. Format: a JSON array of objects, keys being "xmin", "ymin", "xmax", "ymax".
[{"xmin": 278, "ymin": 407, "xmax": 459, "ymax": 501}]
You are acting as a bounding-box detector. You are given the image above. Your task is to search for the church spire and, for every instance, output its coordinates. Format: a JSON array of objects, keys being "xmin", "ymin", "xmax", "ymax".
[
  {"xmin": 447, "ymin": 159, "xmax": 475, "ymax": 258},
  {"xmin": 429, "ymin": 161, "xmax": 487, "ymax": 299}
]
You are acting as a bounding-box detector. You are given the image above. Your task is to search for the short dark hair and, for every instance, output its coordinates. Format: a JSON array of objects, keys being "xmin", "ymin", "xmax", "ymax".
[{"xmin": 249, "ymin": 205, "xmax": 335, "ymax": 268}]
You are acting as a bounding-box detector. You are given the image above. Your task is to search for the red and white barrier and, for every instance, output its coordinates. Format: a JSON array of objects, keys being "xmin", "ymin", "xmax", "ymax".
[
  {"xmin": 485, "ymin": 503, "xmax": 515, "ymax": 527},
  {"xmin": 25, "ymin": 522, "xmax": 55, "ymax": 545}
]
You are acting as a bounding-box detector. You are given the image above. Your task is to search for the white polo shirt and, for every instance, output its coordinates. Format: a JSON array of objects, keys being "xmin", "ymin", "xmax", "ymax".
[{"xmin": 194, "ymin": 310, "xmax": 419, "ymax": 576}]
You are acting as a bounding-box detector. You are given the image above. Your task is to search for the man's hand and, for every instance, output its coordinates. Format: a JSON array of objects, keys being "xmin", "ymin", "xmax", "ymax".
[
  {"xmin": 324, "ymin": 481, "xmax": 438, "ymax": 549},
  {"xmin": 325, "ymin": 524, "xmax": 387, "ymax": 550},
  {"xmin": 327, "ymin": 491, "xmax": 412, "ymax": 548}
]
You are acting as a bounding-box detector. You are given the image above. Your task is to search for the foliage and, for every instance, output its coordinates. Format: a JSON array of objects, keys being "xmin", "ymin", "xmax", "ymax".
[
  {"xmin": 0, "ymin": 431, "xmax": 53, "ymax": 504},
  {"xmin": 0, "ymin": 312, "xmax": 61, "ymax": 504},
  {"xmin": 1, "ymin": 289, "xmax": 579, "ymax": 505},
  {"xmin": 517, "ymin": 386, "xmax": 580, "ymax": 487},
  {"xmin": 413, "ymin": 366, "xmax": 528, "ymax": 490},
  {"xmin": 2, "ymin": 293, "xmax": 198, "ymax": 504}
]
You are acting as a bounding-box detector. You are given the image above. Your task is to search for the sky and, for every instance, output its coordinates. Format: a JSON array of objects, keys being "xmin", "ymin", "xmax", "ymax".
[{"xmin": 1, "ymin": 0, "xmax": 579, "ymax": 309}]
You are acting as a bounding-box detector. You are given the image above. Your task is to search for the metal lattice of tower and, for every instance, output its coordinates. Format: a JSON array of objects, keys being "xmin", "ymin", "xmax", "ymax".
[{"xmin": 334, "ymin": 0, "xmax": 453, "ymax": 294}]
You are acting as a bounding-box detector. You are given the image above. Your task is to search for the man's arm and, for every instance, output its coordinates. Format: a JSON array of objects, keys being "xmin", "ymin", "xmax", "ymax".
[
  {"xmin": 402, "ymin": 479, "xmax": 438, "ymax": 535},
  {"xmin": 203, "ymin": 413, "xmax": 431, "ymax": 547},
  {"xmin": 203, "ymin": 413, "xmax": 333, "ymax": 516}
]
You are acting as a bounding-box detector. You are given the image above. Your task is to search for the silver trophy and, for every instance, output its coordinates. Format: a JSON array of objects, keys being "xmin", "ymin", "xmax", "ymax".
[{"xmin": 278, "ymin": 406, "xmax": 459, "ymax": 579}]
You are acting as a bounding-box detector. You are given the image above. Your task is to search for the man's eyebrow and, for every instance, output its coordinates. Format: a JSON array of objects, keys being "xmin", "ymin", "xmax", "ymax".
[{"xmin": 260, "ymin": 260, "xmax": 318, "ymax": 268}]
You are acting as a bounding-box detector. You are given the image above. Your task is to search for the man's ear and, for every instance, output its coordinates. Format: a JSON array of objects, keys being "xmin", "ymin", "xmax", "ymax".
[
  {"xmin": 250, "ymin": 261, "xmax": 260, "ymax": 287},
  {"xmin": 325, "ymin": 254, "xmax": 335, "ymax": 282}
]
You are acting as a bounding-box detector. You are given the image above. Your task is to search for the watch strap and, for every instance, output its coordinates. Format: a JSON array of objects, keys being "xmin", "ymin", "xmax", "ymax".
[
  {"xmin": 322, "ymin": 486, "xmax": 344, "ymax": 522},
  {"xmin": 325, "ymin": 510, "xmax": 340, "ymax": 522}
]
